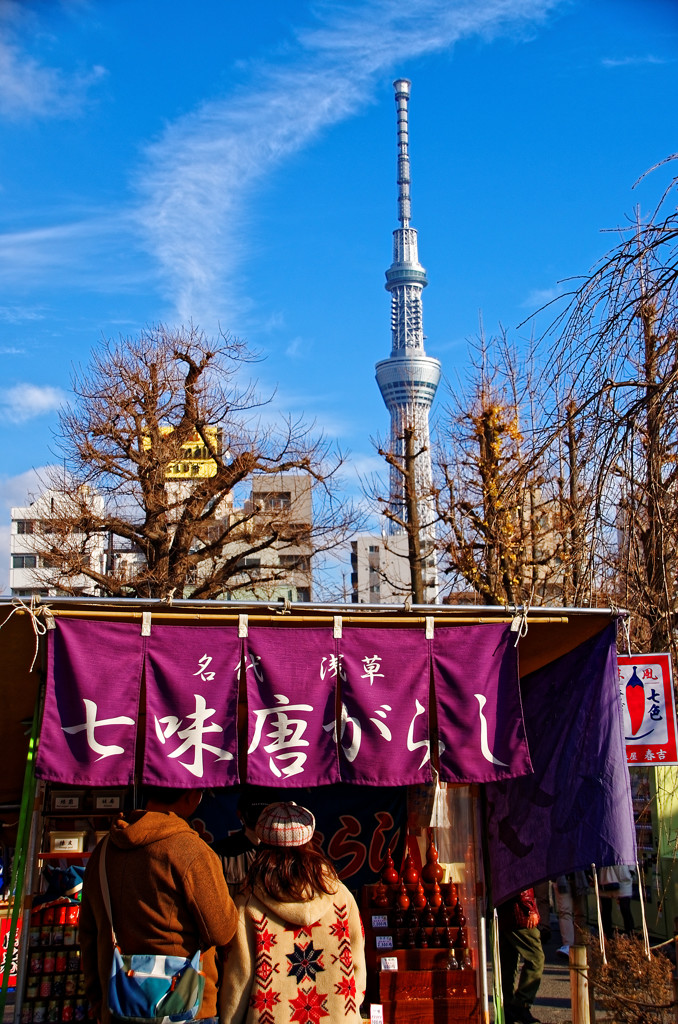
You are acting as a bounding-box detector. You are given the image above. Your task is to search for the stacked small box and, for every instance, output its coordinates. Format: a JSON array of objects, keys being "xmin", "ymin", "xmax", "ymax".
[{"xmin": 22, "ymin": 904, "xmax": 90, "ymax": 1023}]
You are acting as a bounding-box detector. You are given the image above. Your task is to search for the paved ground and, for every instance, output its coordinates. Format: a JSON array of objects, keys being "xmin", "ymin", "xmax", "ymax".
[{"xmin": 487, "ymin": 916, "xmax": 599, "ymax": 1024}]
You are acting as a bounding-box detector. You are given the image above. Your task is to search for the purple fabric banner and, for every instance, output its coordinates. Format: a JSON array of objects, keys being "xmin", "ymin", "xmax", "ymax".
[
  {"xmin": 338, "ymin": 628, "xmax": 432, "ymax": 785},
  {"xmin": 143, "ymin": 626, "xmax": 241, "ymax": 788},
  {"xmin": 37, "ymin": 620, "xmax": 143, "ymax": 786},
  {"xmin": 244, "ymin": 627, "xmax": 340, "ymax": 787},
  {"xmin": 486, "ymin": 624, "xmax": 637, "ymax": 905},
  {"xmin": 433, "ymin": 624, "xmax": 532, "ymax": 783}
]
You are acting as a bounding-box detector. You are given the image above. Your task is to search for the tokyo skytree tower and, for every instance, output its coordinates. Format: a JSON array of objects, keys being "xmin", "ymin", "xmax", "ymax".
[{"xmin": 375, "ymin": 79, "xmax": 441, "ymax": 585}]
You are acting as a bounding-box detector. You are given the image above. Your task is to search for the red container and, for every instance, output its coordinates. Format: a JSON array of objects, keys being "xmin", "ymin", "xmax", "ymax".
[{"xmin": 66, "ymin": 906, "xmax": 80, "ymax": 925}]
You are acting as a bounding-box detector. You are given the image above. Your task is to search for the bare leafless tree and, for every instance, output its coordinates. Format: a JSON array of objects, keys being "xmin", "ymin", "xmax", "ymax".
[
  {"xmin": 542, "ymin": 162, "xmax": 678, "ymax": 655},
  {"xmin": 31, "ymin": 324, "xmax": 360, "ymax": 599}
]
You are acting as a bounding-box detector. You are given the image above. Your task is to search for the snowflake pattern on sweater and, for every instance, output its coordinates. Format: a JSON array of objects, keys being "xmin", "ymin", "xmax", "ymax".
[
  {"xmin": 246, "ymin": 903, "xmax": 360, "ymax": 1023},
  {"xmin": 221, "ymin": 885, "xmax": 365, "ymax": 1024}
]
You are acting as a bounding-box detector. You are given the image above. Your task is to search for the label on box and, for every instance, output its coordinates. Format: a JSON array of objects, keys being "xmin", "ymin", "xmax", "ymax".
[
  {"xmin": 371, "ymin": 915, "xmax": 388, "ymax": 929},
  {"xmin": 380, "ymin": 957, "xmax": 398, "ymax": 971},
  {"xmin": 52, "ymin": 837, "xmax": 80, "ymax": 851},
  {"xmin": 95, "ymin": 794, "xmax": 122, "ymax": 810},
  {"xmin": 53, "ymin": 796, "xmax": 79, "ymax": 811},
  {"xmin": 370, "ymin": 1006, "xmax": 384, "ymax": 1024},
  {"xmin": 375, "ymin": 935, "xmax": 393, "ymax": 950}
]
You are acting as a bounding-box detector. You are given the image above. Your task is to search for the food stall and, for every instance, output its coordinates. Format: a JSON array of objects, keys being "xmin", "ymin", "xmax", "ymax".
[{"xmin": 0, "ymin": 597, "xmax": 636, "ymax": 1024}]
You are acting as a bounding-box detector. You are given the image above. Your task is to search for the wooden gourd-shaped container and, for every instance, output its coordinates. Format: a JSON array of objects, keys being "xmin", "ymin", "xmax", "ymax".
[
  {"xmin": 421, "ymin": 829, "xmax": 444, "ymax": 884},
  {"xmin": 372, "ymin": 881, "xmax": 390, "ymax": 908},
  {"xmin": 412, "ymin": 880, "xmax": 427, "ymax": 910},
  {"xmin": 402, "ymin": 852, "xmax": 419, "ymax": 885},
  {"xmin": 396, "ymin": 882, "xmax": 411, "ymax": 911},
  {"xmin": 381, "ymin": 849, "xmax": 399, "ymax": 885}
]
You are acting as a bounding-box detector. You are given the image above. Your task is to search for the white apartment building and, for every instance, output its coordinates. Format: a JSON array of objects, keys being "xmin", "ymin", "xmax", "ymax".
[
  {"xmin": 350, "ymin": 532, "xmax": 438, "ymax": 605},
  {"xmin": 9, "ymin": 474, "xmax": 313, "ymax": 602},
  {"xmin": 10, "ymin": 488, "xmax": 107, "ymax": 598}
]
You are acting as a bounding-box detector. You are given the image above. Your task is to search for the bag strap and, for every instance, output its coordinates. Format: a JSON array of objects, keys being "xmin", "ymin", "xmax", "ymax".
[{"xmin": 98, "ymin": 835, "xmax": 119, "ymax": 946}]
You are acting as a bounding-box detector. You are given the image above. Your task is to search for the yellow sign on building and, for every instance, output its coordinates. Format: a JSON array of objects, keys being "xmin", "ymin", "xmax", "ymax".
[{"xmin": 142, "ymin": 426, "xmax": 219, "ymax": 478}]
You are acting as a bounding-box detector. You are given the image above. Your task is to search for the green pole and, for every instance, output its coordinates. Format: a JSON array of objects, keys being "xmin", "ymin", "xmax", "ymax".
[{"xmin": 0, "ymin": 695, "xmax": 42, "ymax": 1021}]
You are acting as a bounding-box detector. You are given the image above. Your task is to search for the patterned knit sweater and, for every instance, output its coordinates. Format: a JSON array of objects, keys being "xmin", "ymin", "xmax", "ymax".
[{"xmin": 219, "ymin": 880, "xmax": 366, "ymax": 1024}]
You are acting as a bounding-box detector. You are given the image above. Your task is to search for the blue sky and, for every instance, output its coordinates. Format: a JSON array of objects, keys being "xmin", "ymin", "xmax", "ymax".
[{"xmin": 1, "ymin": 0, "xmax": 677, "ymax": 590}]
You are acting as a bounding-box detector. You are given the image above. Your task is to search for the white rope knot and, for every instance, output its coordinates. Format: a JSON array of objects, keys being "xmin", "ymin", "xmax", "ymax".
[
  {"xmin": 510, "ymin": 604, "xmax": 530, "ymax": 646},
  {"xmin": 619, "ymin": 614, "xmax": 632, "ymax": 657},
  {"xmin": 0, "ymin": 596, "xmax": 48, "ymax": 673}
]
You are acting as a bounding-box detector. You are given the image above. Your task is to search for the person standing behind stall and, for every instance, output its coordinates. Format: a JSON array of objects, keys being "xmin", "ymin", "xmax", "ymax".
[
  {"xmin": 497, "ymin": 887, "xmax": 545, "ymax": 1024},
  {"xmin": 80, "ymin": 786, "xmax": 238, "ymax": 1024},
  {"xmin": 219, "ymin": 801, "xmax": 366, "ymax": 1024},
  {"xmin": 213, "ymin": 788, "xmax": 273, "ymax": 894},
  {"xmin": 598, "ymin": 864, "xmax": 635, "ymax": 939}
]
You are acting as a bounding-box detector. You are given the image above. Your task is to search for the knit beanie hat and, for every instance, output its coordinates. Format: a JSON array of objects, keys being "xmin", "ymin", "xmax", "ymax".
[{"xmin": 255, "ymin": 801, "xmax": 315, "ymax": 847}]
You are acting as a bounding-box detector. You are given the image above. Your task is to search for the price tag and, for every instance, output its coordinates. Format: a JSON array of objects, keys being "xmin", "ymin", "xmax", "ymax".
[
  {"xmin": 380, "ymin": 957, "xmax": 398, "ymax": 971},
  {"xmin": 370, "ymin": 1005, "xmax": 384, "ymax": 1024},
  {"xmin": 375, "ymin": 934, "xmax": 393, "ymax": 950},
  {"xmin": 371, "ymin": 915, "xmax": 388, "ymax": 929}
]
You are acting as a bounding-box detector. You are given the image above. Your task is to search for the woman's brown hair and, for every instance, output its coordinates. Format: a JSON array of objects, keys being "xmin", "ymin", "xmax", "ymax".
[{"xmin": 244, "ymin": 838, "xmax": 339, "ymax": 902}]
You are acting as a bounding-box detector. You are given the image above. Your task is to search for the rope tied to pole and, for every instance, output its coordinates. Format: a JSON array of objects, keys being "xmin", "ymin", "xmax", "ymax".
[{"xmin": 0, "ymin": 596, "xmax": 47, "ymax": 673}]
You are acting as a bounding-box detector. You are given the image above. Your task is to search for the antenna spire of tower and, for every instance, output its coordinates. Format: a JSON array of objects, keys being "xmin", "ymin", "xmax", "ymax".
[
  {"xmin": 393, "ymin": 78, "xmax": 412, "ymax": 228},
  {"xmin": 375, "ymin": 78, "xmax": 441, "ymax": 601}
]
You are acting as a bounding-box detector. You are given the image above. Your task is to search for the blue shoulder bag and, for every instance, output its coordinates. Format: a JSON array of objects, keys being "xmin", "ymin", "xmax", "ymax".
[{"xmin": 98, "ymin": 837, "xmax": 205, "ymax": 1023}]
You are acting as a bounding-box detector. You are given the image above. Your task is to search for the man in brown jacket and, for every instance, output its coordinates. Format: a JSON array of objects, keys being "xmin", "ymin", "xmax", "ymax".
[{"xmin": 80, "ymin": 787, "xmax": 237, "ymax": 1024}]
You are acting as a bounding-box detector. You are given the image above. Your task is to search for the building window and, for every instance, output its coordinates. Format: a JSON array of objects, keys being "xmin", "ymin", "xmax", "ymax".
[
  {"xmin": 259, "ymin": 492, "xmax": 291, "ymax": 510},
  {"xmin": 369, "ymin": 545, "xmax": 379, "ymax": 553},
  {"xmin": 12, "ymin": 555, "xmax": 37, "ymax": 569},
  {"xmin": 16, "ymin": 520, "xmax": 35, "ymax": 535},
  {"xmin": 279, "ymin": 555, "xmax": 310, "ymax": 572}
]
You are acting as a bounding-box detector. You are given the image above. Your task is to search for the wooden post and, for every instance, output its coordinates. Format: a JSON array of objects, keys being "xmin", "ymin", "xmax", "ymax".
[
  {"xmin": 570, "ymin": 945, "xmax": 590, "ymax": 1024},
  {"xmin": 672, "ymin": 917, "xmax": 678, "ymax": 1024}
]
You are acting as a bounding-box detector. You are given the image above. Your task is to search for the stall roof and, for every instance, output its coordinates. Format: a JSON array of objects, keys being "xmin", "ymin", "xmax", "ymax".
[{"xmin": 0, "ymin": 595, "xmax": 622, "ymax": 806}]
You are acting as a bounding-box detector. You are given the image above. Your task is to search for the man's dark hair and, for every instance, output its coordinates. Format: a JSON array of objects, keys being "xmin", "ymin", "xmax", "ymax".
[
  {"xmin": 142, "ymin": 785, "xmax": 192, "ymax": 807},
  {"xmin": 237, "ymin": 786, "xmax": 278, "ymax": 829}
]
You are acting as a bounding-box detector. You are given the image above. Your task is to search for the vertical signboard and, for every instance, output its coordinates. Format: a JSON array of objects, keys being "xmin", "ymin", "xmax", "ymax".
[{"xmin": 618, "ymin": 652, "xmax": 678, "ymax": 766}]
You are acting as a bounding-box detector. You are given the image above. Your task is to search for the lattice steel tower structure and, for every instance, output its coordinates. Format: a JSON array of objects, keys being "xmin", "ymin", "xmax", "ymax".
[{"xmin": 375, "ymin": 79, "xmax": 441, "ymax": 595}]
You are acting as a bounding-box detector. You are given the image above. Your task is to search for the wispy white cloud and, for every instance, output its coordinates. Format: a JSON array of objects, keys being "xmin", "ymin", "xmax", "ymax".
[
  {"xmin": 2, "ymin": 0, "xmax": 564, "ymax": 326},
  {"xmin": 0, "ymin": 213, "xmax": 157, "ymax": 295},
  {"xmin": 520, "ymin": 283, "xmax": 567, "ymax": 309},
  {"xmin": 0, "ymin": 305, "xmax": 44, "ymax": 324},
  {"xmin": 0, "ymin": 383, "xmax": 66, "ymax": 423},
  {"xmin": 285, "ymin": 336, "xmax": 309, "ymax": 359},
  {"xmin": 135, "ymin": 0, "xmax": 564, "ymax": 329},
  {"xmin": 0, "ymin": 2, "xmax": 106, "ymax": 121},
  {"xmin": 602, "ymin": 54, "xmax": 670, "ymax": 68}
]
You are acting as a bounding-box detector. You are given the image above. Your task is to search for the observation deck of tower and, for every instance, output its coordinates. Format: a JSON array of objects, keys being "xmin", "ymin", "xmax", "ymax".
[{"xmin": 375, "ymin": 79, "xmax": 441, "ymax": 590}]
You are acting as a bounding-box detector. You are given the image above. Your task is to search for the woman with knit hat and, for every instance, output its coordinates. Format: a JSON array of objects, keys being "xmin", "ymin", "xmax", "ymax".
[{"xmin": 219, "ymin": 801, "xmax": 366, "ymax": 1024}]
